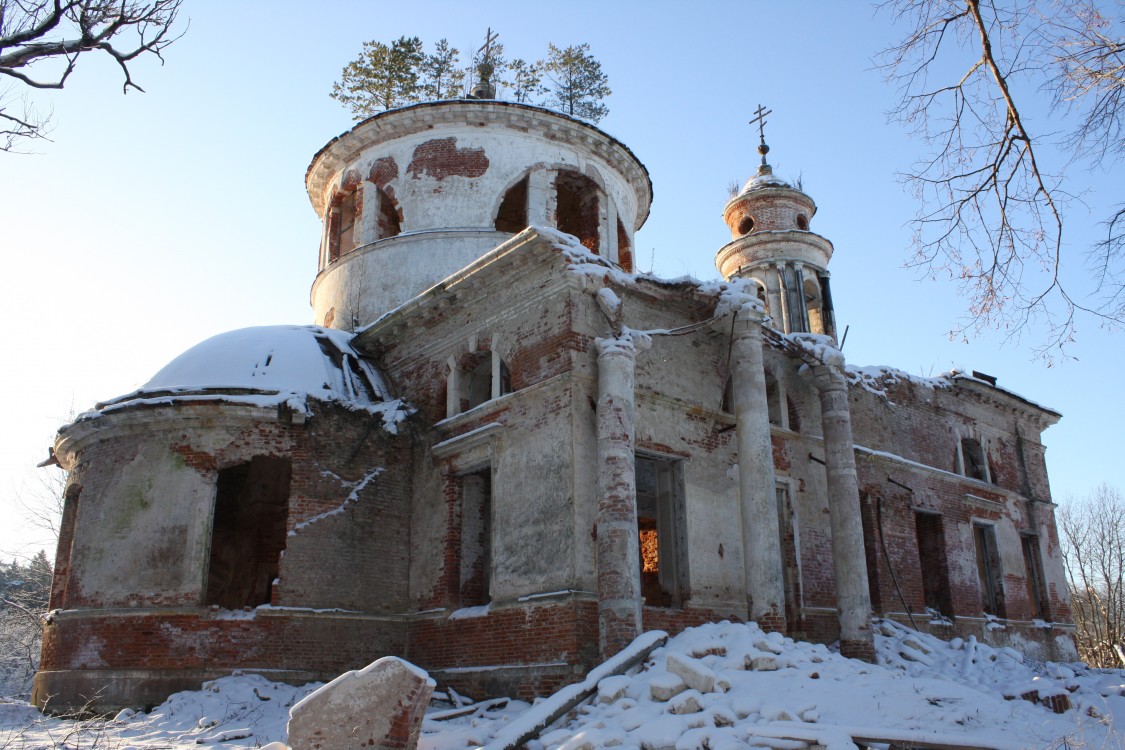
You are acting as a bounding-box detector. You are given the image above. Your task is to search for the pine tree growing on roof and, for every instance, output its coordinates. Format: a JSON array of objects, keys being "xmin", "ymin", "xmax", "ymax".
[{"xmin": 540, "ymin": 43, "xmax": 611, "ymax": 123}]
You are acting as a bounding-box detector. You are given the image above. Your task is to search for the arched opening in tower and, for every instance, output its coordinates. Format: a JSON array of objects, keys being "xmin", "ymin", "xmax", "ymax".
[
  {"xmin": 803, "ymin": 277, "xmax": 825, "ymax": 335},
  {"xmin": 554, "ymin": 170, "xmax": 600, "ymax": 253},
  {"xmin": 327, "ymin": 188, "xmax": 359, "ymax": 264},
  {"xmin": 495, "ymin": 176, "xmax": 529, "ymax": 233},
  {"xmin": 617, "ymin": 217, "xmax": 633, "ymax": 272},
  {"xmin": 754, "ymin": 280, "xmax": 769, "ymax": 317},
  {"xmin": 377, "ymin": 187, "xmax": 402, "ymax": 239}
]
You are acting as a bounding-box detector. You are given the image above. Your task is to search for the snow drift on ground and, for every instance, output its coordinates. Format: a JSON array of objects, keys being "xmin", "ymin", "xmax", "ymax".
[{"xmin": 2, "ymin": 620, "xmax": 1123, "ymax": 749}]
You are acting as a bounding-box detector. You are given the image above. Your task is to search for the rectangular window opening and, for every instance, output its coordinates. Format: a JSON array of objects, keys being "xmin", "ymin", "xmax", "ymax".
[
  {"xmin": 636, "ymin": 455, "xmax": 686, "ymax": 608},
  {"xmin": 914, "ymin": 511, "xmax": 953, "ymax": 616},
  {"xmin": 973, "ymin": 523, "xmax": 1006, "ymax": 618},
  {"xmin": 205, "ymin": 456, "xmax": 291, "ymax": 609},
  {"xmin": 459, "ymin": 468, "xmax": 492, "ymax": 607},
  {"xmin": 1022, "ymin": 534, "xmax": 1049, "ymax": 619},
  {"xmin": 961, "ymin": 438, "xmax": 990, "ymax": 482}
]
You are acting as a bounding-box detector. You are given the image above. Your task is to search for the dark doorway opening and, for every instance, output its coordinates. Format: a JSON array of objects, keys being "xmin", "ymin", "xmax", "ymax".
[
  {"xmin": 636, "ymin": 455, "xmax": 685, "ymax": 608},
  {"xmin": 206, "ymin": 456, "xmax": 291, "ymax": 609},
  {"xmin": 914, "ymin": 512, "xmax": 953, "ymax": 616}
]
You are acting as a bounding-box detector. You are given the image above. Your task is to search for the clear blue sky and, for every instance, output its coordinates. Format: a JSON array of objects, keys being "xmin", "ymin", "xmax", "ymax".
[{"xmin": 2, "ymin": 1, "xmax": 1121, "ymax": 558}]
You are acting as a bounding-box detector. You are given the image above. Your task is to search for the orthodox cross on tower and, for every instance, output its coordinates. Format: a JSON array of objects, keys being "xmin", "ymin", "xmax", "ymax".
[
  {"xmin": 749, "ymin": 104, "xmax": 773, "ymax": 168},
  {"xmin": 471, "ymin": 27, "xmax": 501, "ymax": 99},
  {"xmin": 479, "ymin": 27, "xmax": 499, "ymax": 61}
]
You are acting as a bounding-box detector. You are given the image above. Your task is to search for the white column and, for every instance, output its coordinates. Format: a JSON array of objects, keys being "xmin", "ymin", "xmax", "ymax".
[
  {"xmin": 774, "ymin": 263, "xmax": 792, "ymax": 333},
  {"xmin": 594, "ymin": 333, "xmax": 649, "ymax": 658},
  {"xmin": 731, "ymin": 303, "xmax": 786, "ymax": 632},
  {"xmin": 792, "ymin": 262, "xmax": 809, "ymax": 333},
  {"xmin": 359, "ymin": 181, "xmax": 379, "ymax": 245},
  {"xmin": 527, "ymin": 169, "xmax": 551, "ymax": 226},
  {"xmin": 605, "ymin": 199, "xmax": 619, "ymax": 264},
  {"xmin": 811, "ymin": 360, "xmax": 875, "ymax": 661}
]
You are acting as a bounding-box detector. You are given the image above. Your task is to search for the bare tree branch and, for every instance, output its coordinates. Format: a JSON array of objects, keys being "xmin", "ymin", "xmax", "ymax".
[
  {"xmin": 0, "ymin": 0, "xmax": 184, "ymax": 151},
  {"xmin": 880, "ymin": 0, "xmax": 1124, "ymax": 360},
  {"xmin": 1059, "ymin": 484, "xmax": 1125, "ymax": 667}
]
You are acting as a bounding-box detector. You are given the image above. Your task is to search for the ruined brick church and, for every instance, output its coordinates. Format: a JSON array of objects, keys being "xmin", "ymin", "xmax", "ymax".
[{"xmin": 34, "ymin": 98, "xmax": 1074, "ymax": 713}]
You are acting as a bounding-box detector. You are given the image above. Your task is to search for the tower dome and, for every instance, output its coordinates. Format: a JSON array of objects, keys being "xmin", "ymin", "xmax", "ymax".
[
  {"xmin": 306, "ymin": 101, "xmax": 652, "ymax": 330},
  {"xmin": 714, "ymin": 126, "xmax": 837, "ymax": 339}
]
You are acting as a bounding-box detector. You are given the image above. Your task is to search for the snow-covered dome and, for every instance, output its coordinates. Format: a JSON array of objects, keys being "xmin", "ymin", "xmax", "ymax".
[
  {"xmin": 93, "ymin": 325, "xmax": 394, "ymax": 418},
  {"xmin": 739, "ymin": 165, "xmax": 793, "ymax": 195}
]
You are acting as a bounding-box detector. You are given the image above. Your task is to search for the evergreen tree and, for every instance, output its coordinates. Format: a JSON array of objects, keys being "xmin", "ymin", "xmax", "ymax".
[
  {"xmin": 421, "ymin": 39, "xmax": 465, "ymax": 101},
  {"xmin": 328, "ymin": 34, "xmax": 612, "ymax": 125},
  {"xmin": 505, "ymin": 59, "xmax": 546, "ymax": 104},
  {"xmin": 330, "ymin": 35, "xmax": 425, "ymax": 117},
  {"xmin": 540, "ymin": 43, "xmax": 611, "ymax": 123}
]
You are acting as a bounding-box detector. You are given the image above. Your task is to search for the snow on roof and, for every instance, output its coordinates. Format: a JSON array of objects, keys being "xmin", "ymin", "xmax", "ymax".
[
  {"xmin": 88, "ymin": 325, "xmax": 409, "ymax": 430},
  {"xmin": 739, "ymin": 166, "xmax": 793, "ymax": 194}
]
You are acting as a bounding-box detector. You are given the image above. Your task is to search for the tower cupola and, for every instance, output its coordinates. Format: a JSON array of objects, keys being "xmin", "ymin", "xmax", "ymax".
[
  {"xmin": 306, "ymin": 101, "xmax": 651, "ymax": 331},
  {"xmin": 715, "ymin": 107, "xmax": 837, "ymax": 339}
]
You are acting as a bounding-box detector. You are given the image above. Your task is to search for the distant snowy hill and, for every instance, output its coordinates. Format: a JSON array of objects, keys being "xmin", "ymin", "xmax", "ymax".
[{"xmin": 2, "ymin": 620, "xmax": 1122, "ymax": 749}]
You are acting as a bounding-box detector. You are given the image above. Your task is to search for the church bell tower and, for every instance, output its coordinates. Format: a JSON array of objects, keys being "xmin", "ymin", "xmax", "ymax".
[{"xmin": 714, "ymin": 106, "xmax": 837, "ymax": 340}]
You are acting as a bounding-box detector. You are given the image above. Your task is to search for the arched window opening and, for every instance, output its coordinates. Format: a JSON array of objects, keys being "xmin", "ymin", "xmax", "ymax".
[
  {"xmin": 337, "ymin": 189, "xmax": 358, "ymax": 257},
  {"xmin": 465, "ymin": 357, "xmax": 491, "ymax": 410},
  {"xmin": 804, "ymin": 277, "xmax": 825, "ymax": 335},
  {"xmin": 766, "ymin": 373, "xmax": 782, "ymax": 426},
  {"xmin": 554, "ymin": 170, "xmax": 600, "ymax": 252},
  {"xmin": 796, "ymin": 214, "xmax": 809, "ymax": 230},
  {"xmin": 498, "ymin": 359, "xmax": 512, "ymax": 396},
  {"xmin": 721, "ymin": 375, "xmax": 734, "ymax": 414},
  {"xmin": 457, "ymin": 353, "xmax": 512, "ymax": 413},
  {"xmin": 495, "ymin": 177, "xmax": 529, "ymax": 233},
  {"xmin": 786, "ymin": 395, "xmax": 801, "ymax": 432},
  {"xmin": 377, "ymin": 187, "xmax": 401, "ymax": 239},
  {"xmin": 205, "ymin": 456, "xmax": 291, "ymax": 609},
  {"xmin": 737, "ymin": 215, "xmax": 755, "ymax": 236},
  {"xmin": 959, "ymin": 438, "xmax": 991, "ymax": 483},
  {"xmin": 617, "ymin": 217, "xmax": 633, "ymax": 272},
  {"xmin": 754, "ymin": 281, "xmax": 769, "ymax": 317}
]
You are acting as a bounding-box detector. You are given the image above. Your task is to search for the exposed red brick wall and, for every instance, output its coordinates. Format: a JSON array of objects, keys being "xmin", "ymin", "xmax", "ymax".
[
  {"xmin": 407, "ymin": 138, "xmax": 489, "ymax": 181},
  {"xmin": 369, "ymin": 156, "xmax": 399, "ymax": 187},
  {"xmin": 40, "ymin": 610, "xmax": 407, "ymax": 676},
  {"xmin": 554, "ymin": 170, "xmax": 600, "ymax": 252},
  {"xmin": 616, "ymin": 218, "xmax": 633, "ymax": 273},
  {"xmin": 643, "ymin": 606, "xmax": 740, "ymax": 637},
  {"xmin": 723, "ymin": 194, "xmax": 810, "ymax": 239},
  {"xmin": 409, "ymin": 600, "xmax": 598, "ymax": 701},
  {"xmin": 49, "ymin": 484, "xmax": 81, "ymax": 610}
]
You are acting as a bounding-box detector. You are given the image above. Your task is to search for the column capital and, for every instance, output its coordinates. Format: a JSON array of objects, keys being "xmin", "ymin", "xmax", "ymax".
[
  {"xmin": 595, "ymin": 331, "xmax": 651, "ymax": 358},
  {"xmin": 733, "ymin": 300, "xmax": 766, "ymax": 332},
  {"xmin": 811, "ymin": 362, "xmax": 848, "ymax": 392}
]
